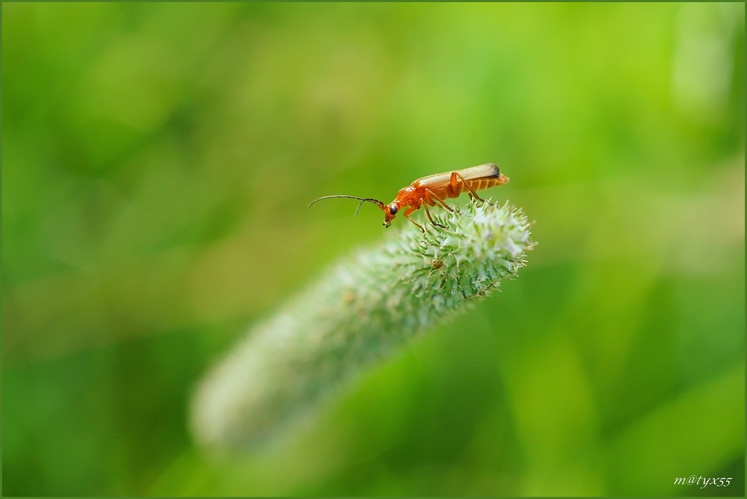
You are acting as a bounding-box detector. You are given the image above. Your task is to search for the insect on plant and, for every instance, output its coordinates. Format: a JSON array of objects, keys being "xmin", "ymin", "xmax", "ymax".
[{"xmin": 309, "ymin": 163, "xmax": 510, "ymax": 232}]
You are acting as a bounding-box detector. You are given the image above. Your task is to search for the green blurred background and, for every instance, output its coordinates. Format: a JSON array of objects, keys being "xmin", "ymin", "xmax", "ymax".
[{"xmin": 3, "ymin": 2, "xmax": 744, "ymax": 496}]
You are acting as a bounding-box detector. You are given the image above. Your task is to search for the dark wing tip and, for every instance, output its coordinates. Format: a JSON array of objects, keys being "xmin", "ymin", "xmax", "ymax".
[{"xmin": 485, "ymin": 163, "xmax": 500, "ymax": 177}]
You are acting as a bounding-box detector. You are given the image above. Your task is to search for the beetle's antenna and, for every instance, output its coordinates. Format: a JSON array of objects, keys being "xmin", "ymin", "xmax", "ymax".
[{"xmin": 308, "ymin": 195, "xmax": 386, "ymax": 217}]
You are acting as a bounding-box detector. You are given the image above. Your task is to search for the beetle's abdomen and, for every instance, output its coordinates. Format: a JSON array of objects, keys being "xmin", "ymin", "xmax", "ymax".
[{"xmin": 463, "ymin": 173, "xmax": 509, "ymax": 193}]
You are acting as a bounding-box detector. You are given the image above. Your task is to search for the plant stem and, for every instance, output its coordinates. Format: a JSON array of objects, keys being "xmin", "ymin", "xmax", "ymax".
[{"xmin": 191, "ymin": 200, "xmax": 534, "ymax": 452}]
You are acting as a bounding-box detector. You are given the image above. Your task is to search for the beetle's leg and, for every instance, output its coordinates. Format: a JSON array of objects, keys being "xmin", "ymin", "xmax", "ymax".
[
  {"xmin": 403, "ymin": 205, "xmax": 426, "ymax": 232},
  {"xmin": 423, "ymin": 203, "xmax": 447, "ymax": 229},
  {"xmin": 453, "ymin": 172, "xmax": 493, "ymax": 205},
  {"xmin": 423, "ymin": 188, "xmax": 454, "ymax": 212},
  {"xmin": 405, "ymin": 214, "xmax": 426, "ymax": 232},
  {"xmin": 452, "ymin": 172, "xmax": 483, "ymax": 201},
  {"xmin": 420, "ymin": 190, "xmax": 450, "ymax": 230}
]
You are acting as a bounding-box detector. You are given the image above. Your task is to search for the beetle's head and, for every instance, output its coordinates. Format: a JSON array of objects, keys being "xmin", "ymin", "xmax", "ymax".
[{"xmin": 382, "ymin": 202, "xmax": 399, "ymax": 227}]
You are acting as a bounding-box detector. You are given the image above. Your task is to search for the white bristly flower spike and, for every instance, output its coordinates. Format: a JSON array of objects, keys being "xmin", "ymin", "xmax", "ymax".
[{"xmin": 191, "ymin": 199, "xmax": 535, "ymax": 452}]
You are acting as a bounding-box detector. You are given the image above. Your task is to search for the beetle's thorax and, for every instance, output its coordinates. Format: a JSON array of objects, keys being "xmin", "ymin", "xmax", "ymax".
[{"xmin": 393, "ymin": 185, "xmax": 417, "ymax": 205}]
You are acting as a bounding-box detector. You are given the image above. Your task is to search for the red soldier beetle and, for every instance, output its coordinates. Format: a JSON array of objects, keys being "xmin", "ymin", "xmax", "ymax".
[{"xmin": 309, "ymin": 163, "xmax": 509, "ymax": 232}]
